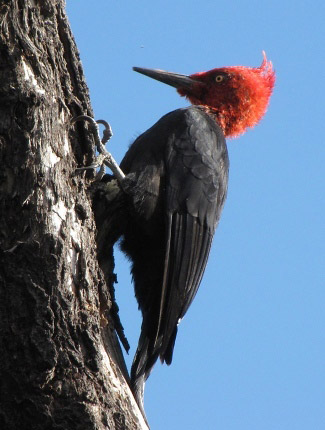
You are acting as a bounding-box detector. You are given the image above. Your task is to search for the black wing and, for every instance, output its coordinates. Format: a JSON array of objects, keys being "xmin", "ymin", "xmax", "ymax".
[
  {"xmin": 158, "ymin": 107, "xmax": 229, "ymax": 362},
  {"xmin": 121, "ymin": 106, "xmax": 228, "ymax": 386}
]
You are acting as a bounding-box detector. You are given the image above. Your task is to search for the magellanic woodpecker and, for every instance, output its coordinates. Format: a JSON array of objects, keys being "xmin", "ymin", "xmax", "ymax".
[{"xmin": 92, "ymin": 52, "xmax": 275, "ymax": 422}]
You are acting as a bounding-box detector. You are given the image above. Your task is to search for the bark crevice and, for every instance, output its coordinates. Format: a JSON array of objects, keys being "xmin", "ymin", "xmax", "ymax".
[{"xmin": 0, "ymin": 1, "xmax": 146, "ymax": 429}]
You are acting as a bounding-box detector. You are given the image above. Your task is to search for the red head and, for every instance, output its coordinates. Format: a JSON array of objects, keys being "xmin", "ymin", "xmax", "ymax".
[{"xmin": 133, "ymin": 52, "xmax": 275, "ymax": 138}]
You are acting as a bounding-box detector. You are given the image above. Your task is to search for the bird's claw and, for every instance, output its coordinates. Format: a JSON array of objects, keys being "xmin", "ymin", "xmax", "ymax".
[
  {"xmin": 96, "ymin": 119, "xmax": 113, "ymax": 145},
  {"xmin": 71, "ymin": 115, "xmax": 125, "ymax": 183}
]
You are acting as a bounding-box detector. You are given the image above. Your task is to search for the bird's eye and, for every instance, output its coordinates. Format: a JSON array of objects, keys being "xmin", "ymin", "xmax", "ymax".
[
  {"xmin": 215, "ymin": 75, "xmax": 225, "ymax": 83},
  {"xmin": 215, "ymin": 75, "xmax": 224, "ymax": 83}
]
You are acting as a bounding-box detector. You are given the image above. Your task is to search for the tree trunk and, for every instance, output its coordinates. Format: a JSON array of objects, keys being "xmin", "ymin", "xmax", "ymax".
[{"xmin": 0, "ymin": 1, "xmax": 146, "ymax": 428}]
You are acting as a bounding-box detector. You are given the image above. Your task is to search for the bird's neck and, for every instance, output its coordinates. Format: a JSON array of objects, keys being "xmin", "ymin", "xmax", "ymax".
[
  {"xmin": 197, "ymin": 105, "xmax": 247, "ymax": 138},
  {"xmin": 197, "ymin": 105, "xmax": 226, "ymax": 134}
]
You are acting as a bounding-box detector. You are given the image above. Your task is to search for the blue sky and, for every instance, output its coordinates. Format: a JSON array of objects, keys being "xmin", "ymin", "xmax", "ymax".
[{"xmin": 66, "ymin": 1, "xmax": 324, "ymax": 429}]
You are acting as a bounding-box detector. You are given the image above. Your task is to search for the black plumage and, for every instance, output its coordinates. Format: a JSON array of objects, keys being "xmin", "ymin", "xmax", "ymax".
[
  {"xmin": 119, "ymin": 105, "xmax": 229, "ymax": 411},
  {"xmin": 89, "ymin": 57, "xmax": 274, "ymax": 424}
]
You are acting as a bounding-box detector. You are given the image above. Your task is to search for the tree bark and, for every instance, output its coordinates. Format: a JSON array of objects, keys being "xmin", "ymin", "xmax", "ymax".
[{"xmin": 0, "ymin": 1, "xmax": 146, "ymax": 428}]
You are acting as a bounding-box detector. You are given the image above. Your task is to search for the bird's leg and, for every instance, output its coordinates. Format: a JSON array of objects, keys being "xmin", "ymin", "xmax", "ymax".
[{"xmin": 71, "ymin": 115, "xmax": 125, "ymax": 183}]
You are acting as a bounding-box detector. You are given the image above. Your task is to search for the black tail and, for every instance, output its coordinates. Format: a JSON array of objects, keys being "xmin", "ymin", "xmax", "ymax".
[
  {"xmin": 130, "ymin": 333, "xmax": 158, "ymax": 426},
  {"xmin": 130, "ymin": 312, "xmax": 179, "ymax": 413}
]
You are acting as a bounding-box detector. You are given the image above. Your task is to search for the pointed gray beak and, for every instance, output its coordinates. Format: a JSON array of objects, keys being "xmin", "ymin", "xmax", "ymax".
[{"xmin": 133, "ymin": 67, "xmax": 204, "ymax": 90}]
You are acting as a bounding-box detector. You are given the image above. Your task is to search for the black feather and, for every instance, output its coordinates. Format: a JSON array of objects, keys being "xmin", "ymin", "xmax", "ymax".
[{"xmin": 120, "ymin": 105, "xmax": 229, "ymax": 412}]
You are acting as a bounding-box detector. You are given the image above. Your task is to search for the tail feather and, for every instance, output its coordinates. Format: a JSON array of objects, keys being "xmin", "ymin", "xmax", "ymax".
[
  {"xmin": 130, "ymin": 334, "xmax": 159, "ymax": 426},
  {"xmin": 160, "ymin": 325, "xmax": 178, "ymax": 365},
  {"xmin": 131, "ymin": 372, "xmax": 147, "ymax": 424}
]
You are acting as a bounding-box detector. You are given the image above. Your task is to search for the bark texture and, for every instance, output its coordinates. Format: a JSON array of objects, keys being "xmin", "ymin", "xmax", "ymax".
[{"xmin": 0, "ymin": 1, "xmax": 146, "ymax": 429}]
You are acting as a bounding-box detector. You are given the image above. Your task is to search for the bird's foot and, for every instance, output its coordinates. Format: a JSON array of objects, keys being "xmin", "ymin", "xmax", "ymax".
[{"xmin": 71, "ymin": 115, "xmax": 125, "ymax": 183}]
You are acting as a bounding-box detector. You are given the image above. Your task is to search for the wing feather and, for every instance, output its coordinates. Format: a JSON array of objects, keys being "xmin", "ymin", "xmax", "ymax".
[
  {"xmin": 159, "ymin": 213, "xmax": 213, "ymax": 360},
  {"xmin": 122, "ymin": 107, "xmax": 229, "ymax": 379},
  {"xmin": 155, "ymin": 108, "xmax": 229, "ymax": 363}
]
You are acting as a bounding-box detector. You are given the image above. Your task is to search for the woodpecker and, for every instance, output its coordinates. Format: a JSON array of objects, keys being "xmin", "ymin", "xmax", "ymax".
[{"xmin": 89, "ymin": 53, "xmax": 275, "ymax": 421}]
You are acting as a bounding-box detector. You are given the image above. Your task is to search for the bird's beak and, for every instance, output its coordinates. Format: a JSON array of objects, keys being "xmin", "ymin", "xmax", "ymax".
[{"xmin": 133, "ymin": 67, "xmax": 203, "ymax": 90}]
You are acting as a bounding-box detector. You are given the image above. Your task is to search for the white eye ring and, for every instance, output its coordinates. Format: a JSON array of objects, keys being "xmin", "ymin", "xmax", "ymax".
[{"xmin": 215, "ymin": 75, "xmax": 224, "ymax": 83}]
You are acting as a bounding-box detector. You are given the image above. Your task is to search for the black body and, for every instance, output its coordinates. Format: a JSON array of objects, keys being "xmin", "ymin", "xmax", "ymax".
[{"xmin": 120, "ymin": 105, "xmax": 229, "ymax": 410}]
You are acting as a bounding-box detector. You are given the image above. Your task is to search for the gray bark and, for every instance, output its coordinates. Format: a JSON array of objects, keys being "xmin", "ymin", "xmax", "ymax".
[{"xmin": 0, "ymin": 1, "xmax": 146, "ymax": 428}]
